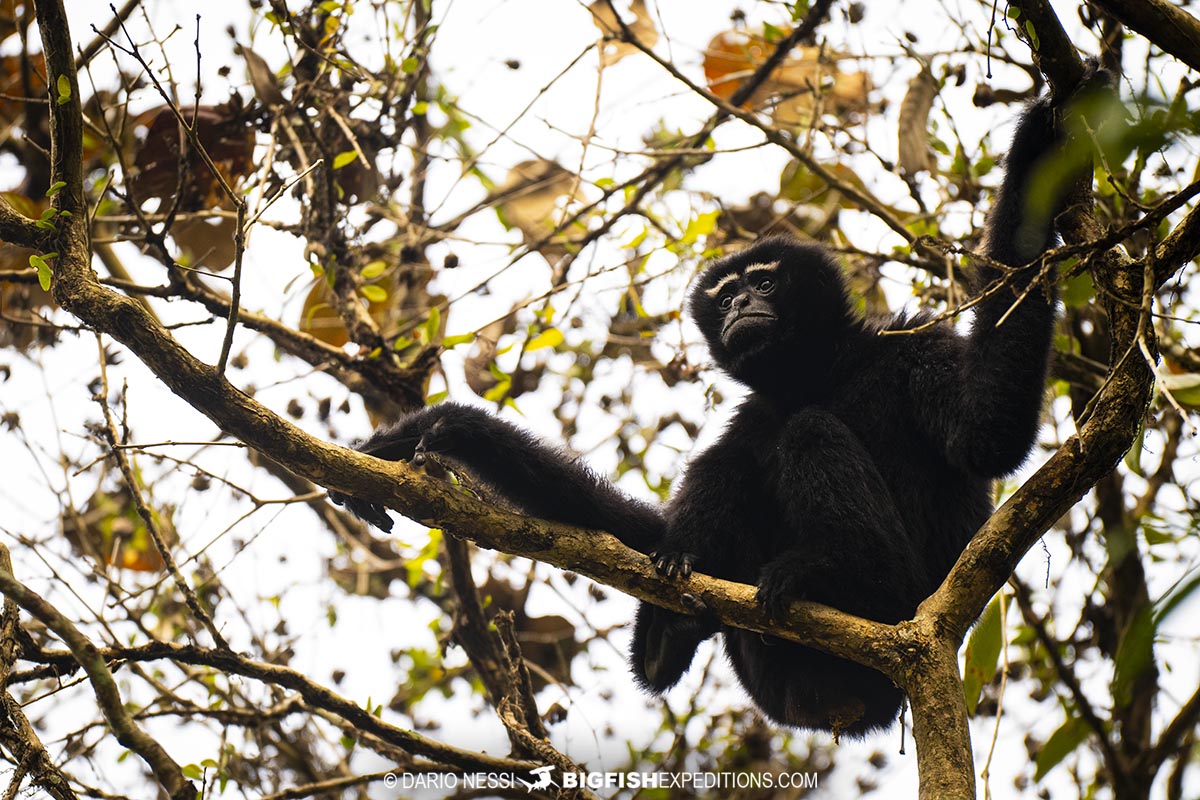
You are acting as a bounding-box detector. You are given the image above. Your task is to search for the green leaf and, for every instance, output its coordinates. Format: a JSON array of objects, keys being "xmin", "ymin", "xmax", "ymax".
[
  {"xmin": 1124, "ymin": 418, "xmax": 1145, "ymax": 475},
  {"xmin": 1155, "ymin": 570, "xmax": 1200, "ymax": 625},
  {"xmin": 1160, "ymin": 372, "xmax": 1200, "ymax": 410},
  {"xmin": 962, "ymin": 592, "xmax": 1007, "ymax": 714},
  {"xmin": 441, "ymin": 332, "xmax": 475, "ymax": 348},
  {"xmin": 182, "ymin": 764, "xmax": 203, "ymax": 780},
  {"xmin": 1113, "ymin": 604, "xmax": 1155, "ymax": 706},
  {"xmin": 360, "ymin": 284, "xmax": 387, "ymax": 302},
  {"xmin": 484, "ymin": 380, "xmax": 511, "ymax": 403},
  {"xmin": 1060, "ymin": 270, "xmax": 1093, "ymax": 308},
  {"xmin": 29, "ymin": 254, "xmax": 51, "ymax": 291},
  {"xmin": 1142, "ymin": 520, "xmax": 1179, "ymax": 548},
  {"xmin": 45, "ymin": 181, "xmax": 66, "ymax": 197},
  {"xmin": 422, "ymin": 305, "xmax": 441, "ymax": 341},
  {"xmin": 34, "ymin": 208, "xmax": 59, "ymax": 231},
  {"xmin": 1034, "ymin": 717, "xmax": 1089, "ymax": 781},
  {"xmin": 401, "ymin": 56, "xmax": 420, "ymax": 74},
  {"xmin": 525, "ymin": 327, "xmax": 563, "ymax": 352},
  {"xmin": 55, "ymin": 75, "xmax": 71, "ymax": 105},
  {"xmin": 679, "ymin": 210, "xmax": 720, "ymax": 245},
  {"xmin": 425, "ymin": 390, "xmax": 449, "ymax": 405},
  {"xmin": 412, "ymin": 101, "xmax": 428, "ymax": 115},
  {"xmin": 361, "ymin": 259, "xmax": 387, "ymax": 279},
  {"xmin": 623, "ymin": 226, "xmax": 648, "ymax": 249},
  {"xmin": 332, "ymin": 150, "xmax": 357, "ymax": 170}
]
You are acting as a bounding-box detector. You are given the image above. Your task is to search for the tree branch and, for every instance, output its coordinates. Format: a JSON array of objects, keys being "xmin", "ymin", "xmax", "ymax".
[
  {"xmin": 0, "ymin": 564, "xmax": 194, "ymax": 799},
  {"xmin": 1138, "ymin": 682, "xmax": 1200, "ymax": 777},
  {"xmin": 603, "ymin": 0, "xmax": 914, "ymax": 243},
  {"xmin": 1153, "ymin": 200, "xmax": 1200, "ymax": 286},
  {"xmin": 0, "ymin": 194, "xmax": 50, "ymax": 250},
  {"xmin": 924, "ymin": 0, "xmax": 1158, "ymax": 641},
  {"xmin": 32, "ymin": 0, "xmax": 893, "ymax": 681},
  {"xmin": 17, "ymin": 641, "xmax": 540, "ymax": 774},
  {"xmin": 1008, "ymin": 0, "xmax": 1088, "ymax": 97},
  {"xmin": 1088, "ymin": 0, "xmax": 1200, "ymax": 73},
  {"xmin": 0, "ymin": 546, "xmax": 78, "ymax": 800}
]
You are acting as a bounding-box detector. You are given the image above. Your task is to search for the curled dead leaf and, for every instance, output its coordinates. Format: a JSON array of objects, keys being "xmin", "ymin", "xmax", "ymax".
[
  {"xmin": 494, "ymin": 160, "xmax": 587, "ymax": 262},
  {"xmin": 172, "ymin": 215, "xmax": 238, "ymax": 271},
  {"xmin": 464, "ymin": 316, "xmax": 514, "ymax": 397},
  {"xmin": 589, "ymin": 0, "xmax": 658, "ymax": 66},
  {"xmin": 237, "ymin": 43, "xmax": 286, "ymax": 107},
  {"xmin": 129, "ymin": 102, "xmax": 255, "ymax": 211},
  {"xmin": 62, "ymin": 484, "xmax": 178, "ymax": 573},
  {"xmin": 703, "ymin": 29, "xmax": 871, "ymax": 128},
  {"xmin": 299, "ymin": 276, "xmax": 390, "ymax": 349},
  {"xmin": 898, "ymin": 67, "xmax": 938, "ymax": 175}
]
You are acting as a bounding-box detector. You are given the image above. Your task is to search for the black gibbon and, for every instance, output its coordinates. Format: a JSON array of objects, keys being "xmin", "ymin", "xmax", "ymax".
[{"xmin": 331, "ymin": 71, "xmax": 1106, "ymax": 736}]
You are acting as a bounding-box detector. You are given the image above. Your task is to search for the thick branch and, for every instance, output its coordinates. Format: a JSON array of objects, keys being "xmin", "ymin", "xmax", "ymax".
[
  {"xmin": 1089, "ymin": 0, "xmax": 1200, "ymax": 72},
  {"xmin": 0, "ymin": 195, "xmax": 50, "ymax": 250},
  {"xmin": 0, "ymin": 566, "xmax": 194, "ymax": 799},
  {"xmin": 1138, "ymin": 682, "xmax": 1200, "ymax": 777},
  {"xmin": 32, "ymin": 0, "xmax": 891, "ymax": 679},
  {"xmin": 905, "ymin": 634, "xmax": 974, "ymax": 800},
  {"xmin": 924, "ymin": 0, "xmax": 1159, "ymax": 642},
  {"xmin": 17, "ymin": 641, "xmax": 538, "ymax": 774},
  {"xmin": 1010, "ymin": 0, "xmax": 1088, "ymax": 96},
  {"xmin": 0, "ymin": 546, "xmax": 78, "ymax": 800},
  {"xmin": 1153, "ymin": 200, "xmax": 1200, "ymax": 285}
]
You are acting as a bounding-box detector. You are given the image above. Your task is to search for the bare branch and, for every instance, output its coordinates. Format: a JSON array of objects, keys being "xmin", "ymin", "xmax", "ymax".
[
  {"xmin": 0, "ymin": 562, "xmax": 195, "ymax": 799},
  {"xmin": 1089, "ymin": 0, "xmax": 1200, "ymax": 72}
]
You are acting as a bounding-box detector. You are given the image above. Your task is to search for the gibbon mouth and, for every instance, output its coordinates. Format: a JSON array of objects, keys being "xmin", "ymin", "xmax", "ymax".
[{"xmin": 721, "ymin": 312, "xmax": 777, "ymax": 343}]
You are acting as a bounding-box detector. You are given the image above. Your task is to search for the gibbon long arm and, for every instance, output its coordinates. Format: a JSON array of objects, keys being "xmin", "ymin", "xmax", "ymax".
[{"xmin": 332, "ymin": 402, "xmax": 663, "ymax": 551}]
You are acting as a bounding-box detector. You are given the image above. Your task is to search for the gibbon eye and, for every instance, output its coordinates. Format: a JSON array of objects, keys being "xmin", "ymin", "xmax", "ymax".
[
  {"xmin": 718, "ymin": 295, "xmax": 734, "ymax": 311},
  {"xmin": 755, "ymin": 278, "xmax": 775, "ymax": 294}
]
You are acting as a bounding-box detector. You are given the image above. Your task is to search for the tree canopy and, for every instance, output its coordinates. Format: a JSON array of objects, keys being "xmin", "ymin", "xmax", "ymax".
[{"xmin": 1, "ymin": 0, "xmax": 1199, "ymax": 798}]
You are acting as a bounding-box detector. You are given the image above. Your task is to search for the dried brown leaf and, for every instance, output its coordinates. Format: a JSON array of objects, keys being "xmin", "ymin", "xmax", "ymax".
[{"xmin": 897, "ymin": 68, "xmax": 938, "ymax": 175}]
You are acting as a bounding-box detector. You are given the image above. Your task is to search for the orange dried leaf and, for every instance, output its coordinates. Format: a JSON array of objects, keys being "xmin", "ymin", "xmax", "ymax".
[
  {"xmin": 589, "ymin": 0, "xmax": 658, "ymax": 66},
  {"xmin": 702, "ymin": 29, "xmax": 870, "ymax": 127}
]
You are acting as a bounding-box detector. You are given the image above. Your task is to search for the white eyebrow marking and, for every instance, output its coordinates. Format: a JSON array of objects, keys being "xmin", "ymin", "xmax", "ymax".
[
  {"xmin": 702, "ymin": 260, "xmax": 779, "ymax": 297},
  {"xmin": 744, "ymin": 260, "xmax": 780, "ymax": 274},
  {"xmin": 703, "ymin": 272, "xmax": 740, "ymax": 298}
]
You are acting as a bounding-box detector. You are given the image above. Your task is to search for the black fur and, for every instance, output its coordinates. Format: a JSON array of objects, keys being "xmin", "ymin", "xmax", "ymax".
[{"xmin": 330, "ymin": 78, "xmax": 1101, "ymax": 737}]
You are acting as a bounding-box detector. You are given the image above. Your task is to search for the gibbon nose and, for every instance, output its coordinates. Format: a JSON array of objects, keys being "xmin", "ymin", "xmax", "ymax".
[{"xmin": 732, "ymin": 293, "xmax": 751, "ymax": 310}]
